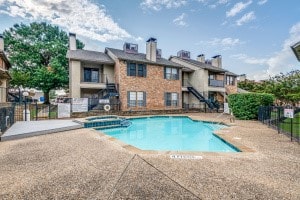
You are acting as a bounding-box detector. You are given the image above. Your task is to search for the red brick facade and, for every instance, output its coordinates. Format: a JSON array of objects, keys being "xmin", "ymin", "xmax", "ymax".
[{"xmin": 115, "ymin": 61, "xmax": 181, "ymax": 111}]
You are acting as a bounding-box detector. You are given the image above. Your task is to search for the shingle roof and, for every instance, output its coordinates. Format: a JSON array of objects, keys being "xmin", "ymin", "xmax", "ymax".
[
  {"xmin": 171, "ymin": 56, "xmax": 237, "ymax": 76},
  {"xmin": 66, "ymin": 50, "xmax": 114, "ymax": 64},
  {"xmin": 291, "ymin": 41, "xmax": 300, "ymax": 62},
  {"xmin": 106, "ymin": 48, "xmax": 182, "ymax": 68}
]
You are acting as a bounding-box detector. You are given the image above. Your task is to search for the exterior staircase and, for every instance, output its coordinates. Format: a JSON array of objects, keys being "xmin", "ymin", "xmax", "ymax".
[{"xmin": 187, "ymin": 86, "xmax": 219, "ymax": 110}]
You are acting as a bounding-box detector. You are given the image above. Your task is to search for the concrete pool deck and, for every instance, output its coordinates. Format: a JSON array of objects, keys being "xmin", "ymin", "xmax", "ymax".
[{"xmin": 0, "ymin": 113, "xmax": 299, "ymax": 199}]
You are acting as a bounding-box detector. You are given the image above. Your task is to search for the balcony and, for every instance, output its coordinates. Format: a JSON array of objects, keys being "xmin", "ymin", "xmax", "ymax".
[
  {"xmin": 80, "ymin": 74, "xmax": 114, "ymax": 89},
  {"xmin": 209, "ymin": 79, "xmax": 224, "ymax": 87}
]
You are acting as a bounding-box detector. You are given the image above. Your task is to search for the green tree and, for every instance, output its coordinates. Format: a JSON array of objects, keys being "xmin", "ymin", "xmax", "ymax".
[
  {"xmin": 4, "ymin": 22, "xmax": 84, "ymax": 103},
  {"xmin": 238, "ymin": 70, "xmax": 300, "ymax": 105}
]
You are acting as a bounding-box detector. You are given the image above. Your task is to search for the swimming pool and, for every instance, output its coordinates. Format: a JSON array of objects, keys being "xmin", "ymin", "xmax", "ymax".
[{"xmin": 99, "ymin": 116, "xmax": 239, "ymax": 152}]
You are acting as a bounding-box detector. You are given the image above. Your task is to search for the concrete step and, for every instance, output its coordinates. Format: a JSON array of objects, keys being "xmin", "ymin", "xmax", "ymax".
[
  {"xmin": 1, "ymin": 120, "xmax": 83, "ymax": 141},
  {"xmin": 93, "ymin": 124, "xmax": 124, "ymax": 130}
]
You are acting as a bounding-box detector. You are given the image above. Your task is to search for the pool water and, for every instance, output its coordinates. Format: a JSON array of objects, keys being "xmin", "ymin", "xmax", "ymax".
[{"xmin": 99, "ymin": 116, "xmax": 239, "ymax": 152}]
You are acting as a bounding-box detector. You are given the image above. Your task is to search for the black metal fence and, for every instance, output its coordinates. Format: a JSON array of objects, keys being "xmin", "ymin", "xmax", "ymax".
[
  {"xmin": 258, "ymin": 106, "xmax": 300, "ymax": 142},
  {"xmin": 0, "ymin": 106, "xmax": 14, "ymax": 134},
  {"xmin": 12, "ymin": 102, "xmax": 58, "ymax": 121}
]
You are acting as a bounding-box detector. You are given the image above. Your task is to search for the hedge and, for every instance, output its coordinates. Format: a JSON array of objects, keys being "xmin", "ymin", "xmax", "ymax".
[{"xmin": 228, "ymin": 93, "xmax": 274, "ymax": 120}]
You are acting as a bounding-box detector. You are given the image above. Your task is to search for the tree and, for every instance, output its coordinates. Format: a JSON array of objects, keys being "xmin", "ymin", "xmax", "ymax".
[
  {"xmin": 238, "ymin": 70, "xmax": 300, "ymax": 105},
  {"xmin": 4, "ymin": 22, "xmax": 84, "ymax": 103}
]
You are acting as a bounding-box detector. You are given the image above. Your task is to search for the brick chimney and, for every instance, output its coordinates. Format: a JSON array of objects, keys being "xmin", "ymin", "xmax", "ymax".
[
  {"xmin": 146, "ymin": 37, "xmax": 157, "ymax": 62},
  {"xmin": 197, "ymin": 54, "xmax": 205, "ymax": 63},
  {"xmin": 211, "ymin": 55, "xmax": 222, "ymax": 68},
  {"xmin": 69, "ymin": 33, "xmax": 76, "ymax": 50},
  {"xmin": 0, "ymin": 34, "xmax": 4, "ymax": 51}
]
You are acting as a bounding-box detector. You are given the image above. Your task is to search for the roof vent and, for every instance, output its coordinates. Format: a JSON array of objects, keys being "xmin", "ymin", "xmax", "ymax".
[
  {"xmin": 177, "ymin": 50, "xmax": 190, "ymax": 59},
  {"xmin": 123, "ymin": 43, "xmax": 138, "ymax": 54}
]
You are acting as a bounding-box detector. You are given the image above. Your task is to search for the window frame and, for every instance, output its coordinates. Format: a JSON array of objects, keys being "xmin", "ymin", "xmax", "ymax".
[
  {"xmin": 164, "ymin": 67, "xmax": 179, "ymax": 80},
  {"xmin": 127, "ymin": 63, "xmax": 147, "ymax": 77},
  {"xmin": 226, "ymin": 75, "xmax": 235, "ymax": 85},
  {"xmin": 165, "ymin": 92, "xmax": 179, "ymax": 107},
  {"xmin": 127, "ymin": 91, "xmax": 146, "ymax": 108},
  {"xmin": 83, "ymin": 67, "xmax": 99, "ymax": 83}
]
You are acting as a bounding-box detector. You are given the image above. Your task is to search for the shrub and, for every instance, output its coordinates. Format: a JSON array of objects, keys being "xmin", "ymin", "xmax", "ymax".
[{"xmin": 228, "ymin": 93, "xmax": 274, "ymax": 120}]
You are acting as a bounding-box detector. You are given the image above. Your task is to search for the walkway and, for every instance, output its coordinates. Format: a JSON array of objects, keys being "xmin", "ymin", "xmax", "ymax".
[
  {"xmin": 1, "ymin": 120, "xmax": 82, "ymax": 141},
  {"xmin": 0, "ymin": 113, "xmax": 299, "ymax": 199}
]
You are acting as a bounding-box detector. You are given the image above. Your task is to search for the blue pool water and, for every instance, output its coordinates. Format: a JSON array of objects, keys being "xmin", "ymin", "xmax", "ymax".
[{"xmin": 99, "ymin": 116, "xmax": 239, "ymax": 152}]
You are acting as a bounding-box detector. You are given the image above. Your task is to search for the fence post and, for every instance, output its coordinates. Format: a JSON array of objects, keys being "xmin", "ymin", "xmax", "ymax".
[
  {"xmin": 48, "ymin": 104, "xmax": 51, "ymax": 119},
  {"xmin": 35, "ymin": 102, "xmax": 38, "ymax": 121},
  {"xmin": 290, "ymin": 118, "xmax": 293, "ymax": 142},
  {"xmin": 277, "ymin": 107, "xmax": 280, "ymax": 134}
]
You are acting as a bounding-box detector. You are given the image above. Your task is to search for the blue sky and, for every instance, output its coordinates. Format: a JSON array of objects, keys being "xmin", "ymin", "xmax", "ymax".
[{"xmin": 0, "ymin": 0, "xmax": 299, "ymax": 80}]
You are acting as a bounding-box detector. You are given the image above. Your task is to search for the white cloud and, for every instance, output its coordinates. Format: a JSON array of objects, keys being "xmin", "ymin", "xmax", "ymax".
[
  {"xmin": 173, "ymin": 13, "xmax": 187, "ymax": 27},
  {"xmin": 141, "ymin": 0, "xmax": 187, "ymax": 11},
  {"xmin": 258, "ymin": 0, "xmax": 267, "ymax": 5},
  {"xmin": 200, "ymin": 37, "xmax": 243, "ymax": 50},
  {"xmin": 231, "ymin": 54, "xmax": 267, "ymax": 65},
  {"xmin": 236, "ymin": 11, "xmax": 256, "ymax": 26},
  {"xmin": 0, "ymin": 0, "xmax": 132, "ymax": 42},
  {"xmin": 232, "ymin": 22, "xmax": 300, "ymax": 80},
  {"xmin": 226, "ymin": 1, "xmax": 252, "ymax": 17}
]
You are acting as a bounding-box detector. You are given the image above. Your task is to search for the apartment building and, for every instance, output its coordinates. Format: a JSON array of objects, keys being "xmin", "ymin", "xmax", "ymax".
[
  {"xmin": 170, "ymin": 52, "xmax": 237, "ymax": 109},
  {"xmin": 0, "ymin": 35, "xmax": 11, "ymax": 103},
  {"xmin": 67, "ymin": 35, "xmax": 182, "ymax": 111}
]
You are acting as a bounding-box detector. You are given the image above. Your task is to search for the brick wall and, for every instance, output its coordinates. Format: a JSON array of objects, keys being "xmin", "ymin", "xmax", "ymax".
[
  {"xmin": 225, "ymin": 85, "xmax": 238, "ymax": 94},
  {"xmin": 117, "ymin": 61, "xmax": 182, "ymax": 111}
]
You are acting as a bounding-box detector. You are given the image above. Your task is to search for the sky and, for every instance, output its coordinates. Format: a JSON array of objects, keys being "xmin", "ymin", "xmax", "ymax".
[{"xmin": 0, "ymin": 0, "xmax": 299, "ymax": 80}]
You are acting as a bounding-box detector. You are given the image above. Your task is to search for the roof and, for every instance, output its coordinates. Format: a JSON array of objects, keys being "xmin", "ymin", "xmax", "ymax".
[
  {"xmin": 171, "ymin": 56, "xmax": 237, "ymax": 76},
  {"xmin": 0, "ymin": 51, "xmax": 11, "ymax": 69},
  {"xmin": 106, "ymin": 48, "xmax": 182, "ymax": 68},
  {"xmin": 291, "ymin": 41, "xmax": 300, "ymax": 62},
  {"xmin": 66, "ymin": 50, "xmax": 114, "ymax": 64}
]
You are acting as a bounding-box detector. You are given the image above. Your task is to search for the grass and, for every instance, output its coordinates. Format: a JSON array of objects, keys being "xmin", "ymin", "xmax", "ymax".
[{"xmin": 280, "ymin": 113, "xmax": 300, "ymax": 137}]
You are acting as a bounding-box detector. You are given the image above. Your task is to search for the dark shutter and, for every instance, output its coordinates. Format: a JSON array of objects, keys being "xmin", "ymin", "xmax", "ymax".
[
  {"xmin": 143, "ymin": 92, "xmax": 146, "ymax": 107},
  {"xmin": 164, "ymin": 67, "xmax": 166, "ymax": 79},
  {"xmin": 127, "ymin": 91, "xmax": 130, "ymax": 108},
  {"xmin": 143, "ymin": 65, "xmax": 147, "ymax": 77},
  {"xmin": 127, "ymin": 63, "xmax": 130, "ymax": 76}
]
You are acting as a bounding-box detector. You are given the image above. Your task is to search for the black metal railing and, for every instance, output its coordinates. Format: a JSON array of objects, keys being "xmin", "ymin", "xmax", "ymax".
[
  {"xmin": 258, "ymin": 106, "xmax": 299, "ymax": 142},
  {"xmin": 0, "ymin": 105, "xmax": 14, "ymax": 135},
  {"xmin": 208, "ymin": 79, "xmax": 224, "ymax": 87},
  {"xmin": 81, "ymin": 74, "xmax": 113, "ymax": 84}
]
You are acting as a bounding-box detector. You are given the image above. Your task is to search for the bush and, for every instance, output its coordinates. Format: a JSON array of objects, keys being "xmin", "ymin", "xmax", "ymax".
[{"xmin": 228, "ymin": 93, "xmax": 274, "ymax": 120}]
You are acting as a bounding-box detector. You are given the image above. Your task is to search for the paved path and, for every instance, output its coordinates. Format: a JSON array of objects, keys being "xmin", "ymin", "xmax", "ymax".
[
  {"xmin": 0, "ymin": 113, "xmax": 299, "ymax": 199},
  {"xmin": 1, "ymin": 120, "xmax": 82, "ymax": 141}
]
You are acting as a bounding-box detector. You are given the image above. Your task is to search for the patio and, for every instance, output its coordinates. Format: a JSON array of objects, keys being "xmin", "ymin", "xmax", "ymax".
[{"xmin": 0, "ymin": 113, "xmax": 299, "ymax": 199}]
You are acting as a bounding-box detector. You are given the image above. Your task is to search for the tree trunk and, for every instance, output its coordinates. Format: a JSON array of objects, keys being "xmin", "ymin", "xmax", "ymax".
[{"xmin": 44, "ymin": 91, "xmax": 50, "ymax": 104}]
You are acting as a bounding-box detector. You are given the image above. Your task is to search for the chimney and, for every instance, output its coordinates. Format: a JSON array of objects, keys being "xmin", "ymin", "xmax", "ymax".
[
  {"xmin": 146, "ymin": 37, "xmax": 157, "ymax": 62},
  {"xmin": 0, "ymin": 34, "xmax": 4, "ymax": 51},
  {"xmin": 197, "ymin": 54, "xmax": 205, "ymax": 63},
  {"xmin": 211, "ymin": 55, "xmax": 222, "ymax": 68},
  {"xmin": 69, "ymin": 33, "xmax": 76, "ymax": 50}
]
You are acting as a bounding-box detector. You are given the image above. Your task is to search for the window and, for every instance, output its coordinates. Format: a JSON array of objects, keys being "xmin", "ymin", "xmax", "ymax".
[
  {"xmin": 165, "ymin": 92, "xmax": 178, "ymax": 107},
  {"xmin": 83, "ymin": 68, "xmax": 99, "ymax": 83},
  {"xmin": 209, "ymin": 74, "xmax": 215, "ymax": 80},
  {"xmin": 164, "ymin": 67, "xmax": 179, "ymax": 80},
  {"xmin": 127, "ymin": 91, "xmax": 146, "ymax": 107},
  {"xmin": 127, "ymin": 63, "xmax": 146, "ymax": 77},
  {"xmin": 226, "ymin": 76, "xmax": 235, "ymax": 85}
]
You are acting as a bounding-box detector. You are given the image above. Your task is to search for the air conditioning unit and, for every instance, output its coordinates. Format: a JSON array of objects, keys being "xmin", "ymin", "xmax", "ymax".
[
  {"xmin": 177, "ymin": 50, "xmax": 190, "ymax": 59},
  {"xmin": 123, "ymin": 43, "xmax": 138, "ymax": 53},
  {"xmin": 156, "ymin": 49, "xmax": 162, "ymax": 59}
]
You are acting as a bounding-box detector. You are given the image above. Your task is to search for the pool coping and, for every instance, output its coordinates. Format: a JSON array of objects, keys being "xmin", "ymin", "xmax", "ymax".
[{"xmin": 89, "ymin": 115, "xmax": 254, "ymax": 155}]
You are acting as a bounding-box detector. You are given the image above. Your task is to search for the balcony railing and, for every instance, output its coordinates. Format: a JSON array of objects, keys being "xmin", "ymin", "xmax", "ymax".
[
  {"xmin": 81, "ymin": 74, "xmax": 113, "ymax": 84},
  {"xmin": 209, "ymin": 79, "xmax": 224, "ymax": 87}
]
